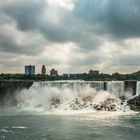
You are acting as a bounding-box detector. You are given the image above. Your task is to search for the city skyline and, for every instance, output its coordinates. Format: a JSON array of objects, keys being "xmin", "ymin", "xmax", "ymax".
[
  {"xmin": 0, "ymin": 0, "xmax": 140, "ymax": 74},
  {"xmin": 0, "ymin": 64, "xmax": 101, "ymax": 75}
]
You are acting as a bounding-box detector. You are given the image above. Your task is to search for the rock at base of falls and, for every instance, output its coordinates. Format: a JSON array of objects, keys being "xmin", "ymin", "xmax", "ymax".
[
  {"xmin": 49, "ymin": 97, "xmax": 117, "ymax": 111},
  {"xmin": 127, "ymin": 95, "xmax": 140, "ymax": 111}
]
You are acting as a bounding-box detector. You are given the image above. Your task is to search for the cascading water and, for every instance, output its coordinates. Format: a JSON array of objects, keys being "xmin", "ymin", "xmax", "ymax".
[
  {"xmin": 16, "ymin": 81, "xmax": 131, "ymax": 112},
  {"xmin": 136, "ymin": 81, "xmax": 140, "ymax": 96},
  {"xmin": 106, "ymin": 81, "xmax": 124, "ymax": 97}
]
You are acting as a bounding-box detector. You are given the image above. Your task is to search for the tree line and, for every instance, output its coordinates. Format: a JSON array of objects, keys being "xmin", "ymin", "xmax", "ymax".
[{"xmin": 0, "ymin": 71, "xmax": 140, "ymax": 81}]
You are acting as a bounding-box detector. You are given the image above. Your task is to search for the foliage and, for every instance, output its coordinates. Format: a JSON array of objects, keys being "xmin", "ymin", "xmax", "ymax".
[{"xmin": 0, "ymin": 71, "xmax": 140, "ymax": 81}]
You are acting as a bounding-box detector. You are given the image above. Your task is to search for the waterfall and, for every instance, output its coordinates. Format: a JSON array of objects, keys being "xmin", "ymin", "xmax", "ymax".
[
  {"xmin": 16, "ymin": 80, "xmax": 130, "ymax": 112},
  {"xmin": 88, "ymin": 81, "xmax": 104, "ymax": 91},
  {"xmin": 106, "ymin": 81, "xmax": 124, "ymax": 97},
  {"xmin": 136, "ymin": 81, "xmax": 140, "ymax": 96},
  {"xmin": 32, "ymin": 81, "xmax": 104, "ymax": 91}
]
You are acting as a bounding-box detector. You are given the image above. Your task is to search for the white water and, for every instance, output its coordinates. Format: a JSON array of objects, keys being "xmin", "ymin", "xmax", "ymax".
[
  {"xmin": 16, "ymin": 81, "xmax": 133, "ymax": 113},
  {"xmin": 107, "ymin": 81, "xmax": 124, "ymax": 97},
  {"xmin": 136, "ymin": 81, "xmax": 140, "ymax": 96}
]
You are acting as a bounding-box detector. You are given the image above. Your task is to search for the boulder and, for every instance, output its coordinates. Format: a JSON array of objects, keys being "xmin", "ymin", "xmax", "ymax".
[{"xmin": 127, "ymin": 95, "xmax": 140, "ymax": 111}]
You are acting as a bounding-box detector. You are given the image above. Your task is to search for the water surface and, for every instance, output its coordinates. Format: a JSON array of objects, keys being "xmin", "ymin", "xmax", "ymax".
[{"xmin": 0, "ymin": 109, "xmax": 139, "ymax": 140}]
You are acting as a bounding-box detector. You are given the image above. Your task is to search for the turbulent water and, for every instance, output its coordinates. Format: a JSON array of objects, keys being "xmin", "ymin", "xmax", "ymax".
[
  {"xmin": 0, "ymin": 108, "xmax": 139, "ymax": 140},
  {"xmin": 16, "ymin": 81, "xmax": 132, "ymax": 112},
  {"xmin": 0, "ymin": 81, "xmax": 140, "ymax": 140}
]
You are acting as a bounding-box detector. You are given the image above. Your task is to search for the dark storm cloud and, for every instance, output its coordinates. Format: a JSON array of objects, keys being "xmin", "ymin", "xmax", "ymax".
[
  {"xmin": 0, "ymin": 0, "xmax": 69, "ymax": 43},
  {"xmin": 74, "ymin": 0, "xmax": 140, "ymax": 39},
  {"xmin": 0, "ymin": 0, "xmax": 46, "ymax": 31},
  {"xmin": 0, "ymin": 1, "xmax": 47, "ymax": 56},
  {"xmin": 0, "ymin": 0, "xmax": 100, "ymax": 51},
  {"xmin": 1, "ymin": 0, "xmax": 140, "ymax": 47},
  {"xmin": 0, "ymin": 25, "xmax": 46, "ymax": 55}
]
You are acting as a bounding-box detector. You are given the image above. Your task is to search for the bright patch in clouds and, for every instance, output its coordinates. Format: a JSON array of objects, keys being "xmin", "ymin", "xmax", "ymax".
[{"xmin": 47, "ymin": 0, "xmax": 74, "ymax": 11}]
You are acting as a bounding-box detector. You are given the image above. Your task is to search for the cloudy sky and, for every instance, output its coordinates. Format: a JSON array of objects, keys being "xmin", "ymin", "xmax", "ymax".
[{"xmin": 0, "ymin": 0, "xmax": 140, "ymax": 74}]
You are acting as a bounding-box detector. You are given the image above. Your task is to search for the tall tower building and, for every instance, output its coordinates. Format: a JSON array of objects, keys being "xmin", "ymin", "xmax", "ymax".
[{"xmin": 41, "ymin": 65, "xmax": 46, "ymax": 75}]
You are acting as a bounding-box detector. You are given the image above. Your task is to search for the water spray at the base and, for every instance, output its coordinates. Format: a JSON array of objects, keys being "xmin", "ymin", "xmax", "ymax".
[{"xmin": 16, "ymin": 81, "xmax": 132, "ymax": 112}]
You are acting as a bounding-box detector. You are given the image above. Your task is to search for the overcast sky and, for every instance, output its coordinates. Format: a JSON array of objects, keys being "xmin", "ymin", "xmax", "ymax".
[{"xmin": 0, "ymin": 0, "xmax": 140, "ymax": 74}]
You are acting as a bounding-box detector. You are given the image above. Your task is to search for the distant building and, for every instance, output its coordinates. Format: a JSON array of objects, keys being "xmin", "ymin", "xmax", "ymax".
[
  {"xmin": 41, "ymin": 65, "xmax": 46, "ymax": 75},
  {"xmin": 88, "ymin": 70, "xmax": 99, "ymax": 75},
  {"xmin": 50, "ymin": 68, "xmax": 58, "ymax": 76},
  {"xmin": 25, "ymin": 65, "xmax": 35, "ymax": 75}
]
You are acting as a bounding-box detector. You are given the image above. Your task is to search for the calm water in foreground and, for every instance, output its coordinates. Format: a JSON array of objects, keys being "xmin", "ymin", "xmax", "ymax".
[{"xmin": 0, "ymin": 108, "xmax": 139, "ymax": 140}]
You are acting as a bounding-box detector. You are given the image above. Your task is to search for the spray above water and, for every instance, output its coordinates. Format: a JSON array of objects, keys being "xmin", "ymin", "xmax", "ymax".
[{"xmin": 16, "ymin": 81, "xmax": 132, "ymax": 112}]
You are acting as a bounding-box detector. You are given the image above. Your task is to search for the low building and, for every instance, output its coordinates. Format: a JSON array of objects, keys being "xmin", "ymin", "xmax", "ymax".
[
  {"xmin": 50, "ymin": 69, "xmax": 58, "ymax": 76},
  {"xmin": 25, "ymin": 65, "xmax": 35, "ymax": 75},
  {"xmin": 41, "ymin": 65, "xmax": 46, "ymax": 75}
]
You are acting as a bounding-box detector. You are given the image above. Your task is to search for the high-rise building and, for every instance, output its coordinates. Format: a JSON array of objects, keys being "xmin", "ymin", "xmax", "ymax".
[
  {"xmin": 50, "ymin": 68, "xmax": 58, "ymax": 76},
  {"xmin": 41, "ymin": 65, "xmax": 46, "ymax": 75},
  {"xmin": 25, "ymin": 65, "xmax": 35, "ymax": 75}
]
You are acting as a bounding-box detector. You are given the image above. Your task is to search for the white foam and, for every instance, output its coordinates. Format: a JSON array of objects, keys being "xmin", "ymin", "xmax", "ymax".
[
  {"xmin": 0, "ymin": 129, "xmax": 9, "ymax": 133},
  {"xmin": 17, "ymin": 81, "xmax": 132, "ymax": 113},
  {"xmin": 43, "ymin": 110, "xmax": 138, "ymax": 122},
  {"xmin": 0, "ymin": 129, "xmax": 12, "ymax": 133},
  {"xmin": 12, "ymin": 126, "xmax": 27, "ymax": 129}
]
